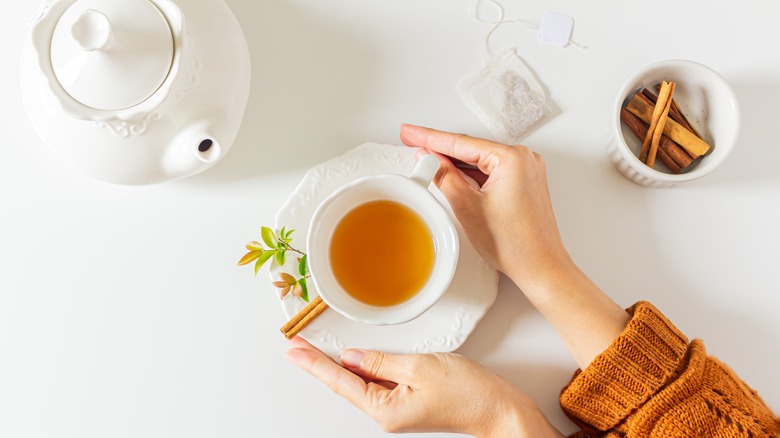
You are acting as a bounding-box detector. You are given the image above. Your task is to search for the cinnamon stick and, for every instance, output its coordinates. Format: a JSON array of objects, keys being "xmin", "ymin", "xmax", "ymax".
[
  {"xmin": 652, "ymin": 85, "xmax": 704, "ymax": 140},
  {"xmin": 642, "ymin": 89, "xmax": 702, "ymax": 161},
  {"xmin": 626, "ymin": 95, "xmax": 710, "ymax": 157},
  {"xmin": 281, "ymin": 296, "xmax": 329, "ymax": 340},
  {"xmin": 638, "ymin": 81, "xmax": 673, "ymax": 163},
  {"xmin": 646, "ymin": 81, "xmax": 676, "ymax": 168},
  {"xmin": 621, "ymin": 108, "xmax": 686, "ymax": 173},
  {"xmin": 641, "ymin": 89, "xmax": 693, "ymax": 136},
  {"xmin": 624, "ymin": 101, "xmax": 693, "ymax": 168},
  {"xmin": 640, "ymin": 90, "xmax": 687, "ymax": 139},
  {"xmin": 654, "ymin": 143, "xmax": 679, "ymax": 174}
]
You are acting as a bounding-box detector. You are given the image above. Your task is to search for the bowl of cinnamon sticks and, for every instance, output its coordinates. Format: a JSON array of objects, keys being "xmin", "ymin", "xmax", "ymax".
[{"xmin": 608, "ymin": 59, "xmax": 739, "ymax": 187}]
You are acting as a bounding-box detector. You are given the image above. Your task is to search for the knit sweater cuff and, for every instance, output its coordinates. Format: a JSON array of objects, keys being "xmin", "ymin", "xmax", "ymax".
[{"xmin": 559, "ymin": 301, "xmax": 689, "ymax": 432}]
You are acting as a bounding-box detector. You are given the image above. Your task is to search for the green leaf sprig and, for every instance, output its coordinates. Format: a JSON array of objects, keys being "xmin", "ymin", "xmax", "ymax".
[{"xmin": 238, "ymin": 227, "xmax": 310, "ymax": 301}]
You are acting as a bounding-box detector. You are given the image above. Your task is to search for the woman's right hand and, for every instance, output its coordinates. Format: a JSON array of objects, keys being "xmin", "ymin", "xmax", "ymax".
[{"xmin": 400, "ymin": 124, "xmax": 573, "ymax": 291}]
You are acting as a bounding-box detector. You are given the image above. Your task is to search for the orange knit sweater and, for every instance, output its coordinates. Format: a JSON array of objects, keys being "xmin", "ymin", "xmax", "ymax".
[{"xmin": 559, "ymin": 301, "xmax": 779, "ymax": 437}]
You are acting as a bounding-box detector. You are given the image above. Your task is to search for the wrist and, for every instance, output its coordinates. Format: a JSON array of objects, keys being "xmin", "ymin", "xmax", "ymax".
[
  {"xmin": 479, "ymin": 391, "xmax": 562, "ymax": 438},
  {"xmin": 506, "ymin": 250, "xmax": 577, "ymax": 295},
  {"xmin": 507, "ymin": 252, "xmax": 631, "ymax": 369}
]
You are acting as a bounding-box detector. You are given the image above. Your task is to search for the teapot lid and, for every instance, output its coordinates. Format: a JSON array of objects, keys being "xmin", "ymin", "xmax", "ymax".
[{"xmin": 49, "ymin": 0, "xmax": 174, "ymax": 111}]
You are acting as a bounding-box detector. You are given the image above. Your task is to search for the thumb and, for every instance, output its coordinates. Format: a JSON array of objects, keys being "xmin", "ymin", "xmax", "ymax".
[{"xmin": 341, "ymin": 349, "xmax": 416, "ymax": 384}]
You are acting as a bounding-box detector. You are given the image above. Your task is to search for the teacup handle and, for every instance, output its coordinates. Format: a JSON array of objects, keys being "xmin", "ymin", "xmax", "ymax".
[{"xmin": 410, "ymin": 154, "xmax": 440, "ymax": 188}]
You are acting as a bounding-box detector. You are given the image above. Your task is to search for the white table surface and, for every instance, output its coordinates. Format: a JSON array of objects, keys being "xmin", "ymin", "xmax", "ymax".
[{"xmin": 2, "ymin": 1, "xmax": 778, "ymax": 437}]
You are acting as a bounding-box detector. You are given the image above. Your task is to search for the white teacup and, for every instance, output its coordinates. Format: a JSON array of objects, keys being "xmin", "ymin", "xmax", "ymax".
[{"xmin": 307, "ymin": 154, "xmax": 459, "ymax": 325}]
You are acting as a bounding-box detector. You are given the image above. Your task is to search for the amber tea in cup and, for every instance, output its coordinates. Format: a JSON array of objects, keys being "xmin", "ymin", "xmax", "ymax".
[
  {"xmin": 308, "ymin": 154, "xmax": 458, "ymax": 325},
  {"xmin": 329, "ymin": 200, "xmax": 434, "ymax": 307}
]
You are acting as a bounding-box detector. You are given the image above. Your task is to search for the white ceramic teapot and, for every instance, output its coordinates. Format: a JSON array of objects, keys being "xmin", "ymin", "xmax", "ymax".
[{"xmin": 20, "ymin": 0, "xmax": 251, "ymax": 185}]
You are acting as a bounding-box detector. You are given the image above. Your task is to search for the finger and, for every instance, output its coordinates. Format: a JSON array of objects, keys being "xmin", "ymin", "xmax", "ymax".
[
  {"xmin": 458, "ymin": 166, "xmax": 488, "ymax": 188},
  {"xmin": 288, "ymin": 335, "xmax": 313, "ymax": 349},
  {"xmin": 414, "ymin": 149, "xmax": 487, "ymax": 189},
  {"xmin": 400, "ymin": 124, "xmax": 506, "ymax": 175},
  {"xmin": 374, "ymin": 380, "xmax": 398, "ymax": 390},
  {"xmin": 286, "ymin": 345, "xmax": 384, "ymax": 411},
  {"xmin": 341, "ymin": 349, "xmax": 423, "ymax": 385},
  {"xmin": 427, "ymin": 151, "xmax": 483, "ymax": 211},
  {"xmin": 356, "ymin": 375, "xmax": 398, "ymax": 391}
]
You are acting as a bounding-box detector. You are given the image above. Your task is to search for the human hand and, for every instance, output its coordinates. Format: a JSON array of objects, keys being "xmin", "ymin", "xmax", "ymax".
[
  {"xmin": 286, "ymin": 337, "xmax": 561, "ymax": 437},
  {"xmin": 400, "ymin": 124, "xmax": 573, "ymax": 290}
]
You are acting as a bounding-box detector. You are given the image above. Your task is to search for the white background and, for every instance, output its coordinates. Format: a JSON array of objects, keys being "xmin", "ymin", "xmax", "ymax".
[{"xmin": 1, "ymin": 1, "xmax": 778, "ymax": 437}]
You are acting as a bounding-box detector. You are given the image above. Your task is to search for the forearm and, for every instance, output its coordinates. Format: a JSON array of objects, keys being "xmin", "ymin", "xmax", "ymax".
[{"xmin": 511, "ymin": 259, "xmax": 630, "ymax": 370}]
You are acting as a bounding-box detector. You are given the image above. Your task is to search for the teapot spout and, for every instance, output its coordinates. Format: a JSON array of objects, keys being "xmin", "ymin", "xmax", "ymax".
[
  {"xmin": 195, "ymin": 138, "xmax": 221, "ymax": 163},
  {"xmin": 164, "ymin": 123, "xmax": 222, "ymax": 179}
]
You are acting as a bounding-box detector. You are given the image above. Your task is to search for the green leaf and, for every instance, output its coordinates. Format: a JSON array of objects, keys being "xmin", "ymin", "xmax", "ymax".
[
  {"xmin": 284, "ymin": 228, "xmax": 296, "ymax": 244},
  {"xmin": 298, "ymin": 277, "xmax": 309, "ymax": 302},
  {"xmin": 280, "ymin": 226, "xmax": 287, "ymax": 241},
  {"xmin": 254, "ymin": 250, "xmax": 275, "ymax": 275},
  {"xmin": 261, "ymin": 226, "xmax": 277, "ymax": 248},
  {"xmin": 298, "ymin": 255, "xmax": 308, "ymax": 276},
  {"xmin": 275, "ymin": 249, "xmax": 286, "ymax": 266}
]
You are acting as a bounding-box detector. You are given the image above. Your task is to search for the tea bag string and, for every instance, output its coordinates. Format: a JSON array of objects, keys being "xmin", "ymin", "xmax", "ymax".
[{"xmin": 471, "ymin": 0, "xmax": 586, "ymax": 62}]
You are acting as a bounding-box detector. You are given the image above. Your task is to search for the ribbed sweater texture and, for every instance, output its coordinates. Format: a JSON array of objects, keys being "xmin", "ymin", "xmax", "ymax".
[{"xmin": 560, "ymin": 301, "xmax": 779, "ymax": 437}]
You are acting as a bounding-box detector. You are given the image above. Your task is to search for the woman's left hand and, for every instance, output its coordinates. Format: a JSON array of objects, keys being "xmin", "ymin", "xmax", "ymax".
[{"xmin": 286, "ymin": 337, "xmax": 562, "ymax": 437}]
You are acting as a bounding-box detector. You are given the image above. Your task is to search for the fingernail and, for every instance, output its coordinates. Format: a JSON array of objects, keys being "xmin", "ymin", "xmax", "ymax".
[{"xmin": 340, "ymin": 349, "xmax": 365, "ymax": 368}]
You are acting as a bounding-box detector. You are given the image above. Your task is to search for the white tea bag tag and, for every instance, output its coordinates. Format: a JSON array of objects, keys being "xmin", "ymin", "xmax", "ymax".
[{"xmin": 537, "ymin": 11, "xmax": 574, "ymax": 48}]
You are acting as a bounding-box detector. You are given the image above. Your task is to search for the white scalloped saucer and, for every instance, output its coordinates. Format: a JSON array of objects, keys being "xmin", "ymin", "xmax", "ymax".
[{"xmin": 273, "ymin": 143, "xmax": 499, "ymax": 359}]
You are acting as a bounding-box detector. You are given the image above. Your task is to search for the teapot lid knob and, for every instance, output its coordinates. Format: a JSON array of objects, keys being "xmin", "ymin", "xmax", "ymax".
[{"xmin": 71, "ymin": 9, "xmax": 111, "ymax": 52}]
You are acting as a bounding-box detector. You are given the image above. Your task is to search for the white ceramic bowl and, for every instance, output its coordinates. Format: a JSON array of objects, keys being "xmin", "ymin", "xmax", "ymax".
[
  {"xmin": 607, "ymin": 59, "xmax": 740, "ymax": 187},
  {"xmin": 307, "ymin": 156, "xmax": 459, "ymax": 326}
]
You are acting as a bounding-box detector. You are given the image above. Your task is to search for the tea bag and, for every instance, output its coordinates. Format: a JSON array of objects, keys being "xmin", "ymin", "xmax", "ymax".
[{"xmin": 456, "ymin": 49, "xmax": 551, "ymax": 144}]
